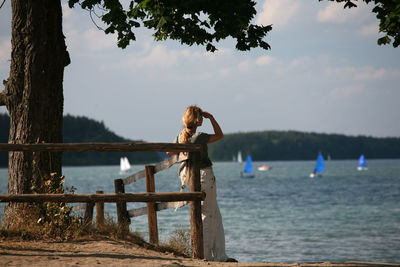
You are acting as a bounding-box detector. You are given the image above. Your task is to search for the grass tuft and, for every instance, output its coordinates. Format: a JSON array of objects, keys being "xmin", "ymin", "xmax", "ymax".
[{"xmin": 163, "ymin": 228, "xmax": 191, "ymax": 256}]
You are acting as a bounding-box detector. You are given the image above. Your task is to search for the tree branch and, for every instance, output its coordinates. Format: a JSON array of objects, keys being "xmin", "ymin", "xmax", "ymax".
[
  {"xmin": 0, "ymin": 80, "xmax": 7, "ymax": 106},
  {"xmin": 0, "ymin": 0, "xmax": 6, "ymax": 10},
  {"xmin": 0, "ymin": 90, "xmax": 5, "ymax": 106}
]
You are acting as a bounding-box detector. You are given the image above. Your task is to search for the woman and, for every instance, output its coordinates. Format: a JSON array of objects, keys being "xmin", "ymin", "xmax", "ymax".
[{"xmin": 167, "ymin": 105, "xmax": 236, "ymax": 262}]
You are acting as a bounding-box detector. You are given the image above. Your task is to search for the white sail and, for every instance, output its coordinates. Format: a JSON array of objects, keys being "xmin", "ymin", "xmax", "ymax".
[
  {"xmin": 237, "ymin": 151, "xmax": 243, "ymax": 163},
  {"xmin": 124, "ymin": 157, "xmax": 131, "ymax": 170},
  {"xmin": 120, "ymin": 157, "xmax": 131, "ymax": 173},
  {"xmin": 120, "ymin": 157, "xmax": 124, "ymax": 171}
]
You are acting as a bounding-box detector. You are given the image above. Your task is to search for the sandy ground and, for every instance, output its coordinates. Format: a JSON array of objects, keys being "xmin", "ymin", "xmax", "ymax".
[{"xmin": 1, "ymin": 239, "xmax": 399, "ymax": 267}]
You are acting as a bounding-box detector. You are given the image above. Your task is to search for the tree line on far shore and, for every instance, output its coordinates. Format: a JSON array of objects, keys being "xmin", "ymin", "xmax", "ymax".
[
  {"xmin": 208, "ymin": 130, "xmax": 400, "ymax": 162},
  {"xmin": 1, "ymin": 113, "xmax": 399, "ymax": 167}
]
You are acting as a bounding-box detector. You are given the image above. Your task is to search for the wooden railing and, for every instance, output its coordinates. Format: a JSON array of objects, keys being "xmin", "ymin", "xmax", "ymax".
[
  {"xmin": 0, "ymin": 142, "xmax": 201, "ymax": 153},
  {"xmin": 0, "ymin": 142, "xmax": 205, "ymax": 259},
  {"xmin": 113, "ymin": 152, "xmax": 193, "ymax": 243}
]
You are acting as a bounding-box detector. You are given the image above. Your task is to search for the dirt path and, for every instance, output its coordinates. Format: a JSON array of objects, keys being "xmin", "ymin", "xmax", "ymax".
[{"xmin": 1, "ymin": 239, "xmax": 399, "ymax": 267}]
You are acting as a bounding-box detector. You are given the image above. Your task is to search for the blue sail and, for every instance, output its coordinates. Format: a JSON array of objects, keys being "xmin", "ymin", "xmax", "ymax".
[
  {"xmin": 359, "ymin": 154, "xmax": 367, "ymax": 167},
  {"xmin": 244, "ymin": 155, "xmax": 253, "ymax": 174},
  {"xmin": 314, "ymin": 154, "xmax": 325, "ymax": 173}
]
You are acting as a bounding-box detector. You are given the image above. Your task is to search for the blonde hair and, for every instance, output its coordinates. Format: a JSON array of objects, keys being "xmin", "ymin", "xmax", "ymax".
[{"xmin": 179, "ymin": 105, "xmax": 203, "ymax": 144}]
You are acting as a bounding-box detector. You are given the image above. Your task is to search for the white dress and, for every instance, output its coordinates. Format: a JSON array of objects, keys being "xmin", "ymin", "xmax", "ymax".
[
  {"xmin": 176, "ymin": 132, "xmax": 228, "ymax": 261},
  {"xmin": 200, "ymin": 167, "xmax": 228, "ymax": 261}
]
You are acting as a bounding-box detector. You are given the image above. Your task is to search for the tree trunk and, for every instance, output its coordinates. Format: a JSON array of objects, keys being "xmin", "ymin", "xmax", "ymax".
[{"xmin": 2, "ymin": 0, "xmax": 70, "ymax": 227}]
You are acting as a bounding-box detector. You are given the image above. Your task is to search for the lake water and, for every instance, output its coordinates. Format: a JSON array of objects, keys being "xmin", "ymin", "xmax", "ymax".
[{"xmin": 1, "ymin": 159, "xmax": 399, "ymax": 263}]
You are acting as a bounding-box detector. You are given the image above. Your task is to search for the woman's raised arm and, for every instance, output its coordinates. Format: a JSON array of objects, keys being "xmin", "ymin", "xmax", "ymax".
[{"xmin": 202, "ymin": 111, "xmax": 224, "ymax": 143}]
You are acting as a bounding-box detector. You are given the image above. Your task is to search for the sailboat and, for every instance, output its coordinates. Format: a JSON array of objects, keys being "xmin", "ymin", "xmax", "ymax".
[
  {"xmin": 310, "ymin": 153, "xmax": 325, "ymax": 178},
  {"xmin": 357, "ymin": 154, "xmax": 368, "ymax": 171},
  {"xmin": 237, "ymin": 151, "xmax": 243, "ymax": 163},
  {"xmin": 120, "ymin": 157, "xmax": 131, "ymax": 174},
  {"xmin": 241, "ymin": 155, "xmax": 255, "ymax": 178}
]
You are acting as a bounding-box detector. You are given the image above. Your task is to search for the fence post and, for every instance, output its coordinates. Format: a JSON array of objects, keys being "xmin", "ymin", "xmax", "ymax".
[
  {"xmin": 188, "ymin": 151, "xmax": 204, "ymax": 259},
  {"xmin": 114, "ymin": 179, "xmax": 130, "ymax": 232},
  {"xmin": 96, "ymin": 190, "xmax": 105, "ymax": 229},
  {"xmin": 84, "ymin": 202, "xmax": 95, "ymax": 226},
  {"xmin": 145, "ymin": 165, "xmax": 159, "ymax": 244}
]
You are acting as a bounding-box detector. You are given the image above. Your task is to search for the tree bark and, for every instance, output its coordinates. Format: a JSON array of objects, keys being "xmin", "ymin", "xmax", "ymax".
[
  {"xmin": 3, "ymin": 0, "xmax": 70, "ymax": 227},
  {"xmin": 0, "ymin": 87, "xmax": 6, "ymax": 106}
]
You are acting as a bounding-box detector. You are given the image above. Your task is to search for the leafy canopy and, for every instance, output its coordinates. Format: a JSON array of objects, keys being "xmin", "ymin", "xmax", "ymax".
[
  {"xmin": 319, "ymin": 0, "xmax": 400, "ymax": 47},
  {"xmin": 68, "ymin": 0, "xmax": 272, "ymax": 51}
]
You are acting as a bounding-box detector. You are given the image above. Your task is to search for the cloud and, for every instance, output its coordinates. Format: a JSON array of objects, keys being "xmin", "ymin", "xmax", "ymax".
[
  {"xmin": 83, "ymin": 29, "xmax": 117, "ymax": 51},
  {"xmin": 354, "ymin": 67, "xmax": 386, "ymax": 81},
  {"xmin": 237, "ymin": 60, "xmax": 249, "ymax": 71},
  {"xmin": 0, "ymin": 39, "xmax": 11, "ymax": 70},
  {"xmin": 359, "ymin": 23, "xmax": 379, "ymax": 36},
  {"xmin": 317, "ymin": 2, "xmax": 349, "ymax": 23},
  {"xmin": 62, "ymin": 3, "xmax": 117, "ymax": 52},
  {"xmin": 255, "ymin": 56, "xmax": 274, "ymax": 66},
  {"xmin": 219, "ymin": 67, "xmax": 231, "ymax": 77},
  {"xmin": 234, "ymin": 93, "xmax": 245, "ymax": 103},
  {"xmin": 204, "ymin": 48, "xmax": 233, "ymax": 61},
  {"xmin": 102, "ymin": 44, "xmax": 217, "ymax": 73},
  {"xmin": 327, "ymin": 65, "xmax": 391, "ymax": 82},
  {"xmin": 181, "ymin": 49, "xmax": 203, "ymax": 59},
  {"xmin": 62, "ymin": 3, "xmax": 73, "ymax": 19},
  {"xmin": 142, "ymin": 45, "xmax": 180, "ymax": 67},
  {"xmin": 256, "ymin": 0, "xmax": 300, "ymax": 28},
  {"xmin": 317, "ymin": 1, "xmax": 372, "ymax": 24},
  {"xmin": 110, "ymin": 45, "xmax": 179, "ymax": 69},
  {"xmin": 288, "ymin": 56, "xmax": 311, "ymax": 69},
  {"xmin": 325, "ymin": 65, "xmax": 400, "ymax": 99},
  {"xmin": 329, "ymin": 84, "xmax": 364, "ymax": 98},
  {"xmin": 101, "ymin": 44, "xmax": 238, "ymax": 76},
  {"xmin": 0, "ymin": 39, "xmax": 10, "ymax": 60}
]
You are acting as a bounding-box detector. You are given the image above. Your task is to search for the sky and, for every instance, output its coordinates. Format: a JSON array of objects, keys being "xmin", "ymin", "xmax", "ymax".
[{"xmin": 0, "ymin": 1, "xmax": 399, "ymax": 142}]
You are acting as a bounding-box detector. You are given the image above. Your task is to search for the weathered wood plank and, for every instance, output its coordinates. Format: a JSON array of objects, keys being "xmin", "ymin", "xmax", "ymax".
[
  {"xmin": 154, "ymin": 153, "xmax": 189, "ymax": 173},
  {"xmin": 0, "ymin": 143, "xmax": 201, "ymax": 152},
  {"xmin": 84, "ymin": 202, "xmax": 95, "ymax": 225},
  {"xmin": 157, "ymin": 201, "xmax": 189, "ymax": 211},
  {"xmin": 127, "ymin": 201, "xmax": 189, "ymax": 217},
  {"xmin": 122, "ymin": 170, "xmax": 146, "ymax": 185},
  {"xmin": 154, "ymin": 155, "xmax": 178, "ymax": 173},
  {"xmin": 189, "ymin": 152, "xmax": 204, "ymax": 259},
  {"xmin": 128, "ymin": 206, "xmax": 148, "ymax": 217},
  {"xmin": 114, "ymin": 179, "xmax": 131, "ymax": 229},
  {"xmin": 146, "ymin": 166, "xmax": 159, "ymax": 244},
  {"xmin": 0, "ymin": 192, "xmax": 205, "ymax": 203},
  {"xmin": 95, "ymin": 190, "xmax": 105, "ymax": 229},
  {"xmin": 122, "ymin": 153, "xmax": 189, "ymax": 185}
]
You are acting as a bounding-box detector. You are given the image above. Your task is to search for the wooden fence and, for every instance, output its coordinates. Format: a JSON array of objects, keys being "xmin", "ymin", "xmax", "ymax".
[
  {"xmin": 0, "ymin": 142, "xmax": 205, "ymax": 259},
  {"xmin": 114, "ymin": 152, "xmax": 191, "ymax": 244}
]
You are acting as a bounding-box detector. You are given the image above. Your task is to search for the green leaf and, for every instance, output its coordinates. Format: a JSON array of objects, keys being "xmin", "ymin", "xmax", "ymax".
[
  {"xmin": 156, "ymin": 16, "xmax": 167, "ymax": 29},
  {"xmin": 206, "ymin": 43, "xmax": 216, "ymax": 52},
  {"xmin": 344, "ymin": 1, "xmax": 357, "ymax": 9},
  {"xmin": 68, "ymin": 0, "xmax": 79, "ymax": 8},
  {"xmin": 377, "ymin": 36, "xmax": 391, "ymax": 46}
]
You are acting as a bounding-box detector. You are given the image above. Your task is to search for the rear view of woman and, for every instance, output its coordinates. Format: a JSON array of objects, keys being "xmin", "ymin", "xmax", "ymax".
[{"xmin": 167, "ymin": 105, "xmax": 236, "ymax": 262}]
